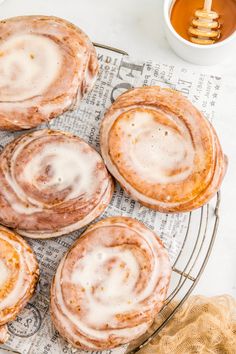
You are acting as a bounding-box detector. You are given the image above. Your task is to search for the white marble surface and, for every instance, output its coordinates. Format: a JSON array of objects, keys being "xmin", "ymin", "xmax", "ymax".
[{"xmin": 0, "ymin": 0, "xmax": 235, "ymax": 352}]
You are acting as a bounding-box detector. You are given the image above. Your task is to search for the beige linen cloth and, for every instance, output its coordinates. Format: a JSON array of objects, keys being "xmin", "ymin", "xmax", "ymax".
[{"xmin": 138, "ymin": 295, "xmax": 236, "ymax": 354}]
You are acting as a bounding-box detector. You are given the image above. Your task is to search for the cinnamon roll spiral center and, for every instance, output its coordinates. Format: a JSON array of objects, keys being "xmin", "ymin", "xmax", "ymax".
[
  {"xmin": 0, "ymin": 34, "xmax": 62, "ymax": 102},
  {"xmin": 61, "ymin": 224, "xmax": 168, "ymax": 331},
  {"xmin": 111, "ymin": 108, "xmax": 195, "ymax": 184},
  {"xmin": 51, "ymin": 218, "xmax": 171, "ymax": 349},
  {"xmin": 6, "ymin": 134, "xmax": 104, "ymax": 210},
  {"xmin": 108, "ymin": 107, "xmax": 211, "ymax": 202}
]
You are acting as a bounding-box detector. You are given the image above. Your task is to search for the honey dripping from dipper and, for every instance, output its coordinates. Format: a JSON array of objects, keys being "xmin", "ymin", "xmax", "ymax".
[{"xmin": 171, "ymin": 0, "xmax": 236, "ymax": 44}]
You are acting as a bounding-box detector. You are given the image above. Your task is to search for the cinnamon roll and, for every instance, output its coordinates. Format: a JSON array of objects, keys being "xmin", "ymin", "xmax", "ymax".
[
  {"xmin": 0, "ymin": 226, "xmax": 39, "ymax": 332},
  {"xmin": 0, "ymin": 16, "xmax": 98, "ymax": 130},
  {"xmin": 0, "ymin": 129, "xmax": 113, "ymax": 238},
  {"xmin": 100, "ymin": 86, "xmax": 227, "ymax": 212},
  {"xmin": 51, "ymin": 216, "xmax": 171, "ymax": 350}
]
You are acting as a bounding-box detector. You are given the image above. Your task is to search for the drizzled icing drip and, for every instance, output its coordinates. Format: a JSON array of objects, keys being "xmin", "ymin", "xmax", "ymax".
[
  {"xmin": 51, "ymin": 217, "xmax": 171, "ymax": 350},
  {"xmin": 0, "ymin": 129, "xmax": 113, "ymax": 238},
  {"xmin": 101, "ymin": 86, "xmax": 227, "ymax": 212}
]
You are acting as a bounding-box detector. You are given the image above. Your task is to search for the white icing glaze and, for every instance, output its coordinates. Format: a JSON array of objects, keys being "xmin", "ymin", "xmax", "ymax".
[
  {"xmin": 21, "ymin": 143, "xmax": 100, "ymax": 200},
  {"xmin": 101, "ymin": 86, "xmax": 226, "ymax": 213},
  {"xmin": 0, "ymin": 130, "xmax": 113, "ymax": 238},
  {"xmin": 54, "ymin": 263, "xmax": 149, "ymax": 348},
  {"xmin": 17, "ymin": 175, "xmax": 112, "ymax": 238},
  {"xmin": 117, "ymin": 110, "xmax": 195, "ymax": 184},
  {"xmin": 0, "ymin": 16, "xmax": 99, "ymax": 130},
  {"xmin": 101, "ymin": 103, "xmax": 211, "ymax": 209},
  {"xmin": 71, "ymin": 246, "xmax": 140, "ymax": 324},
  {"xmin": 0, "ymin": 34, "xmax": 62, "ymax": 102},
  {"xmin": 0, "ymin": 260, "xmax": 9, "ymax": 288},
  {"xmin": 54, "ymin": 261, "xmax": 144, "ymax": 344},
  {"xmin": 3, "ymin": 132, "xmax": 103, "ymax": 212},
  {"xmin": 51, "ymin": 218, "xmax": 171, "ymax": 348},
  {"xmin": 38, "ymin": 96, "xmax": 72, "ymax": 116}
]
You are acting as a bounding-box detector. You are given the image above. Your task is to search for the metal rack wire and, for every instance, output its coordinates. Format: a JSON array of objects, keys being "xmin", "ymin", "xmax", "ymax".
[
  {"xmin": 92, "ymin": 45, "xmax": 220, "ymax": 353},
  {"xmin": 126, "ymin": 191, "xmax": 220, "ymax": 353},
  {"xmin": 0, "ymin": 43, "xmax": 221, "ymax": 354},
  {"xmin": 94, "ymin": 44, "xmax": 221, "ymax": 351},
  {"xmin": 91, "ymin": 44, "xmax": 221, "ymax": 354}
]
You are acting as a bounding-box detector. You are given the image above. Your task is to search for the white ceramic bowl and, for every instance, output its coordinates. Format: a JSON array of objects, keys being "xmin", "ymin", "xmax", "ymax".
[{"xmin": 163, "ymin": 0, "xmax": 236, "ymax": 65}]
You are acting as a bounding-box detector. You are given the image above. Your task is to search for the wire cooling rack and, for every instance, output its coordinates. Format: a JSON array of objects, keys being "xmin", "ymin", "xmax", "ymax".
[
  {"xmin": 125, "ymin": 191, "xmax": 220, "ymax": 353},
  {"xmin": 91, "ymin": 44, "xmax": 221, "ymax": 354},
  {"xmin": 1, "ymin": 192, "xmax": 220, "ymax": 354},
  {"xmin": 0, "ymin": 44, "xmax": 221, "ymax": 354}
]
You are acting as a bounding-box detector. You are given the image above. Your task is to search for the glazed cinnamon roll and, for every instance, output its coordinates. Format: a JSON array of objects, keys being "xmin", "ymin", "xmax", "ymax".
[
  {"xmin": 51, "ymin": 217, "xmax": 171, "ymax": 350},
  {"xmin": 0, "ymin": 16, "xmax": 98, "ymax": 130},
  {"xmin": 0, "ymin": 226, "xmax": 39, "ymax": 334},
  {"xmin": 0, "ymin": 130, "xmax": 113, "ymax": 238},
  {"xmin": 100, "ymin": 86, "xmax": 227, "ymax": 212}
]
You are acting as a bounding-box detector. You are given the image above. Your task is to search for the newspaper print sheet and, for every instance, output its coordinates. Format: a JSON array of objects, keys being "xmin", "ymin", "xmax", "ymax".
[{"xmin": 0, "ymin": 46, "xmax": 222, "ymax": 354}]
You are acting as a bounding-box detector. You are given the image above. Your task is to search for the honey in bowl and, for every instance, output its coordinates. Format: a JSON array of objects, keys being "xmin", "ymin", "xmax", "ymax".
[{"xmin": 171, "ymin": 0, "xmax": 236, "ymax": 43}]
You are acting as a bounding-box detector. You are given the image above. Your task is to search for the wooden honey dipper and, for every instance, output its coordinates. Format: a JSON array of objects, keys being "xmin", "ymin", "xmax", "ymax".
[{"xmin": 189, "ymin": 0, "xmax": 221, "ymax": 45}]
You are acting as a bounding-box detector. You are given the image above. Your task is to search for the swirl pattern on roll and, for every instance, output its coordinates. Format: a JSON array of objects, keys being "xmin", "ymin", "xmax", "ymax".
[
  {"xmin": 0, "ymin": 129, "xmax": 113, "ymax": 238},
  {"xmin": 51, "ymin": 217, "xmax": 171, "ymax": 350},
  {"xmin": 0, "ymin": 226, "xmax": 39, "ymax": 328},
  {"xmin": 100, "ymin": 86, "xmax": 227, "ymax": 212},
  {"xmin": 0, "ymin": 16, "xmax": 98, "ymax": 130}
]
